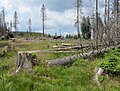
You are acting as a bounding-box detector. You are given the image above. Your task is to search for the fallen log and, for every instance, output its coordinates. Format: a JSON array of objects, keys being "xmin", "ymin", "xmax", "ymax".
[
  {"xmin": 53, "ymin": 45, "xmax": 89, "ymax": 51},
  {"xmin": 53, "ymin": 44, "xmax": 112, "ymax": 51},
  {"xmin": 45, "ymin": 47, "xmax": 114, "ymax": 67},
  {"xmin": 45, "ymin": 55, "xmax": 77, "ymax": 67}
]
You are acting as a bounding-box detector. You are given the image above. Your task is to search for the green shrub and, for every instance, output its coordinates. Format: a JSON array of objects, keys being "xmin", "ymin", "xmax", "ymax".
[
  {"xmin": 31, "ymin": 52, "xmax": 37, "ymax": 58},
  {"xmin": 99, "ymin": 49, "xmax": 120, "ymax": 75}
]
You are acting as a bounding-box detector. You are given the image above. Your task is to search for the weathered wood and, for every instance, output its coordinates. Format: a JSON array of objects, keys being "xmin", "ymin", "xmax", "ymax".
[
  {"xmin": 15, "ymin": 52, "xmax": 38, "ymax": 73},
  {"xmin": 53, "ymin": 44, "xmax": 112, "ymax": 51},
  {"xmin": 45, "ymin": 55, "xmax": 77, "ymax": 67},
  {"xmin": 94, "ymin": 67, "xmax": 104, "ymax": 86},
  {"xmin": 18, "ymin": 50, "xmax": 42, "ymax": 54},
  {"xmin": 53, "ymin": 45, "xmax": 89, "ymax": 51},
  {"xmin": 45, "ymin": 47, "xmax": 113, "ymax": 67}
]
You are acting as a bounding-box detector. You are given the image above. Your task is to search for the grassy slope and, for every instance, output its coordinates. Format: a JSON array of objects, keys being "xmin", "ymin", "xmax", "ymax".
[{"xmin": 0, "ymin": 40, "xmax": 120, "ymax": 91}]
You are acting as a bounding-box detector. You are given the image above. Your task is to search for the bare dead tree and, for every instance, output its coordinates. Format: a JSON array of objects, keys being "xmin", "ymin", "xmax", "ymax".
[
  {"xmin": 0, "ymin": 12, "xmax": 2, "ymax": 28},
  {"xmin": 116, "ymin": 0, "xmax": 119, "ymax": 43},
  {"xmin": 75, "ymin": 0, "xmax": 82, "ymax": 39},
  {"xmin": 2, "ymin": 9, "xmax": 5, "ymax": 28},
  {"xmin": 28, "ymin": 18, "xmax": 32, "ymax": 33},
  {"xmin": 13, "ymin": 11, "xmax": 19, "ymax": 33},
  {"xmin": 103, "ymin": 0, "xmax": 111, "ymax": 46},
  {"xmin": 10, "ymin": 21, "xmax": 12, "ymax": 32},
  {"xmin": 108, "ymin": 0, "xmax": 120, "ymax": 44},
  {"xmin": 104, "ymin": 0, "xmax": 107, "ymax": 33},
  {"xmin": 96, "ymin": 0, "xmax": 99, "ymax": 49},
  {"xmin": 41, "ymin": 4, "xmax": 46, "ymax": 37},
  {"xmin": 108, "ymin": 0, "xmax": 110, "ymax": 21}
]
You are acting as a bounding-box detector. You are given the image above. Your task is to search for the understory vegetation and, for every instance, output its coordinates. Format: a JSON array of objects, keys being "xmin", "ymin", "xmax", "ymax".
[{"xmin": 99, "ymin": 48, "xmax": 120, "ymax": 75}]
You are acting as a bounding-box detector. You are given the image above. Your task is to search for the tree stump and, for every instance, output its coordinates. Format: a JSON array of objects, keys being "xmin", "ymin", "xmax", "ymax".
[
  {"xmin": 94, "ymin": 67, "xmax": 104, "ymax": 86},
  {"xmin": 15, "ymin": 52, "xmax": 38, "ymax": 73}
]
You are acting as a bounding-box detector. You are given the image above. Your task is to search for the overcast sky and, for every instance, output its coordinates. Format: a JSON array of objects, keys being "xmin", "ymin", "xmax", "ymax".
[{"xmin": 0, "ymin": 0, "xmax": 104, "ymax": 36}]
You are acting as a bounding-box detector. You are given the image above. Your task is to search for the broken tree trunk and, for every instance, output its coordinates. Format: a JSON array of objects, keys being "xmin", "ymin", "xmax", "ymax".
[
  {"xmin": 45, "ymin": 47, "xmax": 115, "ymax": 67},
  {"xmin": 15, "ymin": 52, "xmax": 38, "ymax": 73},
  {"xmin": 94, "ymin": 67, "xmax": 104, "ymax": 86}
]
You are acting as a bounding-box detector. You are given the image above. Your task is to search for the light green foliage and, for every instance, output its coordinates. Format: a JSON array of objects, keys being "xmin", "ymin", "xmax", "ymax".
[
  {"xmin": 31, "ymin": 52, "xmax": 37, "ymax": 58},
  {"xmin": 99, "ymin": 48, "xmax": 120, "ymax": 75}
]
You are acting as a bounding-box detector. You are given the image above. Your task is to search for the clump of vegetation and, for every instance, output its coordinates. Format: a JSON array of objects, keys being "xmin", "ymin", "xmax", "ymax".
[
  {"xmin": 0, "ymin": 51, "xmax": 6, "ymax": 57},
  {"xmin": 98, "ymin": 76, "xmax": 104, "ymax": 83},
  {"xmin": 99, "ymin": 48, "xmax": 120, "ymax": 76},
  {"xmin": 31, "ymin": 52, "xmax": 37, "ymax": 58},
  {"xmin": 0, "ymin": 41, "xmax": 8, "ymax": 47}
]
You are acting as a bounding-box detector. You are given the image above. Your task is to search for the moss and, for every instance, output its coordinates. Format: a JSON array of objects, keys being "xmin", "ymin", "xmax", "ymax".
[{"xmin": 31, "ymin": 52, "xmax": 37, "ymax": 58}]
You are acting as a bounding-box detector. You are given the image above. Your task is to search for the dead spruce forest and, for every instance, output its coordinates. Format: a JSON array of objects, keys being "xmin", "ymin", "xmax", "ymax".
[{"xmin": 0, "ymin": 0, "xmax": 120, "ymax": 91}]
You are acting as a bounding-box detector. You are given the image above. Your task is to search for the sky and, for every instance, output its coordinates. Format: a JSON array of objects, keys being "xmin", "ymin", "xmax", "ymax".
[{"xmin": 0, "ymin": 0, "xmax": 104, "ymax": 36}]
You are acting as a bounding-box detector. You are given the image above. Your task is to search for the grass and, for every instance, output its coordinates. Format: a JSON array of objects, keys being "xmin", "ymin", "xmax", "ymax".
[
  {"xmin": 1, "ymin": 58, "xmax": 120, "ymax": 91},
  {"xmin": 0, "ymin": 40, "xmax": 120, "ymax": 91},
  {"xmin": 0, "ymin": 41, "xmax": 9, "ymax": 47},
  {"xmin": 37, "ymin": 52, "xmax": 76, "ymax": 62},
  {"xmin": 11, "ymin": 40, "xmax": 63, "ymax": 51}
]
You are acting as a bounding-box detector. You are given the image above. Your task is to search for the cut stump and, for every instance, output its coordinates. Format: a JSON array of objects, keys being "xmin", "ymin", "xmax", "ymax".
[{"xmin": 15, "ymin": 52, "xmax": 38, "ymax": 73}]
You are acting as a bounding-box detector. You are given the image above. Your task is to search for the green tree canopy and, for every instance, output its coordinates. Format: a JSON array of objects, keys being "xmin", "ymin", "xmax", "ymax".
[{"xmin": 81, "ymin": 16, "xmax": 91, "ymax": 39}]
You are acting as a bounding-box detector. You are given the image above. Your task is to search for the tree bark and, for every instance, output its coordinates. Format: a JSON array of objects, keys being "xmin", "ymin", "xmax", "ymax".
[
  {"xmin": 45, "ymin": 47, "xmax": 114, "ymax": 67},
  {"xmin": 15, "ymin": 52, "xmax": 38, "ymax": 73}
]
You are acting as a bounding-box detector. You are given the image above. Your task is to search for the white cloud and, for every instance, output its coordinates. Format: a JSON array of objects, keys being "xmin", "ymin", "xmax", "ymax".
[
  {"xmin": 18, "ymin": 5, "xmax": 31, "ymax": 14},
  {"xmin": 0, "ymin": 0, "xmax": 104, "ymax": 35},
  {"xmin": 0, "ymin": 0, "xmax": 12, "ymax": 10},
  {"xmin": 46, "ymin": 9, "xmax": 75, "ymax": 29}
]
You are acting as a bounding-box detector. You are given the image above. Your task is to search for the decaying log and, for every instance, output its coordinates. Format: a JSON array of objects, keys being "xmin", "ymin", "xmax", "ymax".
[
  {"xmin": 45, "ymin": 47, "xmax": 114, "ymax": 67},
  {"xmin": 81, "ymin": 47, "xmax": 109, "ymax": 59},
  {"xmin": 53, "ymin": 45, "xmax": 89, "ymax": 51},
  {"xmin": 45, "ymin": 55, "xmax": 77, "ymax": 67}
]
